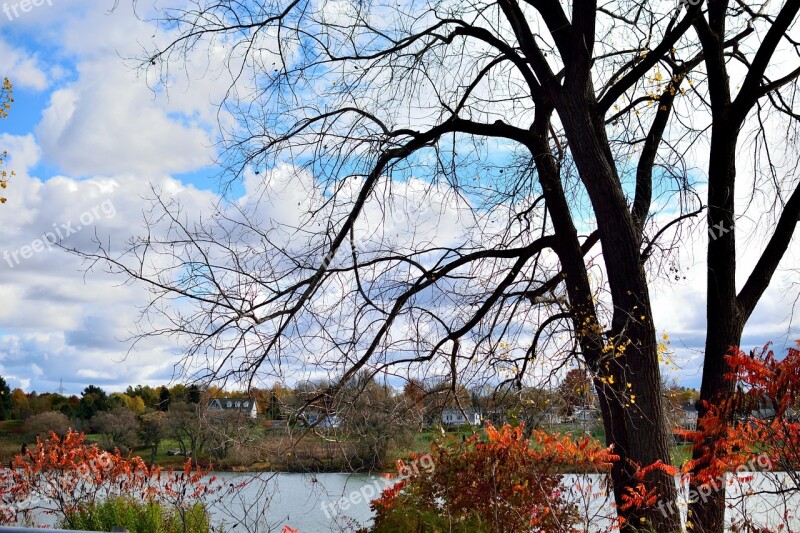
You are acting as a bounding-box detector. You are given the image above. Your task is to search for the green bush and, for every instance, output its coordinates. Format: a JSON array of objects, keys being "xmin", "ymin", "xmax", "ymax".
[
  {"xmin": 61, "ymin": 497, "xmax": 215, "ymax": 533},
  {"xmin": 368, "ymin": 505, "xmax": 488, "ymax": 533}
]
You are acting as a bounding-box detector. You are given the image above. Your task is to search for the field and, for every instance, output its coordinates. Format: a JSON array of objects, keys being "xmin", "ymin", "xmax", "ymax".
[{"xmin": 0, "ymin": 420, "xmax": 693, "ymax": 473}]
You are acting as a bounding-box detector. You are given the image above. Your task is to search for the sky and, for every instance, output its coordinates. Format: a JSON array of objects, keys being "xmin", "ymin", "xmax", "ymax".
[{"xmin": 0, "ymin": 0, "xmax": 798, "ymax": 396}]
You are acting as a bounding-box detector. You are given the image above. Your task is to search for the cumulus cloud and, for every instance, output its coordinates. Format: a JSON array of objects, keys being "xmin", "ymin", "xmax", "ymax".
[
  {"xmin": 1, "ymin": 0, "xmax": 798, "ymax": 398},
  {"xmin": 36, "ymin": 80, "xmax": 214, "ymax": 176},
  {"xmin": 25, "ymin": 0, "xmax": 235, "ymax": 177},
  {"xmin": 0, "ymin": 39, "xmax": 50, "ymax": 91},
  {"xmin": 0, "ymin": 131, "xmax": 218, "ymax": 393}
]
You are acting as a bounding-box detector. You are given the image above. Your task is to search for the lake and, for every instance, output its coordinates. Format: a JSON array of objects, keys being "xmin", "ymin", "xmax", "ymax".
[
  {"xmin": 205, "ymin": 471, "xmax": 800, "ymax": 532},
  {"xmin": 12, "ymin": 470, "xmax": 800, "ymax": 531},
  {"xmin": 207, "ymin": 471, "xmax": 379, "ymax": 532}
]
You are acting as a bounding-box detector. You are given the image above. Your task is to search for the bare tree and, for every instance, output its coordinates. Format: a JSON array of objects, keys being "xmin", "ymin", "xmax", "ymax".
[
  {"xmin": 91, "ymin": 407, "xmax": 140, "ymax": 452},
  {"xmin": 140, "ymin": 410, "xmax": 167, "ymax": 464},
  {"xmin": 165, "ymin": 401, "xmax": 207, "ymax": 463},
  {"xmin": 204, "ymin": 409, "xmax": 256, "ymax": 462},
  {"xmin": 78, "ymin": 0, "xmax": 800, "ymax": 529},
  {"xmin": 335, "ymin": 373, "xmax": 416, "ymax": 470},
  {"xmin": 22, "ymin": 412, "xmax": 70, "ymax": 441}
]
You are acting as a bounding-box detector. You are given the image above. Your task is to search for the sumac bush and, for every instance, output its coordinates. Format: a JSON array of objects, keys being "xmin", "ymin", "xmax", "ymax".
[{"xmin": 369, "ymin": 423, "xmax": 617, "ymax": 532}]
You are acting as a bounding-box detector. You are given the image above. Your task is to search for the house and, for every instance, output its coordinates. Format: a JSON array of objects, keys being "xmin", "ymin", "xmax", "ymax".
[
  {"xmin": 441, "ymin": 407, "xmax": 481, "ymax": 426},
  {"xmin": 542, "ymin": 411, "xmax": 563, "ymax": 425},
  {"xmin": 207, "ymin": 397, "xmax": 258, "ymax": 419},
  {"xmin": 677, "ymin": 404, "xmax": 698, "ymax": 430},
  {"xmin": 571, "ymin": 408, "xmax": 600, "ymax": 424},
  {"xmin": 301, "ymin": 410, "xmax": 341, "ymax": 429},
  {"xmin": 746, "ymin": 406, "xmax": 798, "ymax": 421}
]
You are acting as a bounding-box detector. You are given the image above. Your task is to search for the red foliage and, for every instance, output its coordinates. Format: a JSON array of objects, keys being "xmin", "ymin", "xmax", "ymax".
[
  {"xmin": 681, "ymin": 343, "xmax": 800, "ymax": 486},
  {"xmin": 618, "ymin": 460, "xmax": 678, "ymax": 517},
  {"xmin": 0, "ymin": 430, "xmax": 236, "ymax": 527},
  {"xmin": 371, "ymin": 423, "xmax": 618, "ymax": 532}
]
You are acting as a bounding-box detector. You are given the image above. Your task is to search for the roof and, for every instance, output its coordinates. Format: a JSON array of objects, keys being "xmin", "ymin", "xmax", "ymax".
[
  {"xmin": 442, "ymin": 407, "xmax": 480, "ymax": 415},
  {"xmin": 208, "ymin": 397, "xmax": 257, "ymax": 409}
]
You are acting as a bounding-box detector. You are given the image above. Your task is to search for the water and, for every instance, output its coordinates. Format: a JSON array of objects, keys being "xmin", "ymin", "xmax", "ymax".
[
  {"xmin": 205, "ymin": 471, "xmax": 800, "ymax": 532},
  {"xmin": 204, "ymin": 471, "xmax": 616, "ymax": 532},
  {"xmin": 206, "ymin": 471, "xmax": 382, "ymax": 532},
  {"xmin": 11, "ymin": 471, "xmax": 800, "ymax": 531}
]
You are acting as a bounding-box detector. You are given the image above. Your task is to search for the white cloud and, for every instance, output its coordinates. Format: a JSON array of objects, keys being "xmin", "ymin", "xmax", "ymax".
[
  {"xmin": 0, "ymin": 133, "xmax": 218, "ymax": 393},
  {"xmin": 24, "ymin": 0, "xmax": 243, "ymax": 177},
  {"xmin": 0, "ymin": 39, "xmax": 50, "ymax": 91},
  {"xmin": 36, "ymin": 73, "xmax": 214, "ymax": 177}
]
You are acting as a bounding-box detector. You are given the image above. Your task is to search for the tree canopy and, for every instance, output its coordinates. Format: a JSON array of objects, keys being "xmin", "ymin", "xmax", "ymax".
[{"xmin": 81, "ymin": 1, "xmax": 800, "ymax": 530}]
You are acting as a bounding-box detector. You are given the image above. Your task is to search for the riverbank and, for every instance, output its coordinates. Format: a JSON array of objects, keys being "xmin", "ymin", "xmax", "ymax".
[{"xmin": 0, "ymin": 421, "xmax": 693, "ymax": 474}]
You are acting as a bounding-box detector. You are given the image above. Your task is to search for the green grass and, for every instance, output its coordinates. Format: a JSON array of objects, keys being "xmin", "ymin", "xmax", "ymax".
[
  {"xmin": 83, "ymin": 435, "xmax": 187, "ymax": 467},
  {"xmin": 670, "ymin": 444, "xmax": 692, "ymax": 468},
  {"xmin": 411, "ymin": 427, "xmax": 480, "ymax": 453},
  {"xmin": 61, "ymin": 497, "xmax": 216, "ymax": 533},
  {"xmin": 129, "ymin": 438, "xmax": 187, "ymax": 467},
  {"xmin": 0, "ymin": 419, "xmax": 22, "ymax": 433}
]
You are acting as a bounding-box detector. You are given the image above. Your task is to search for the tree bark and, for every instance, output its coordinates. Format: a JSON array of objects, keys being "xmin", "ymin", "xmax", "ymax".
[
  {"xmin": 552, "ymin": 95, "xmax": 680, "ymax": 530},
  {"xmin": 689, "ymin": 121, "xmax": 744, "ymax": 531}
]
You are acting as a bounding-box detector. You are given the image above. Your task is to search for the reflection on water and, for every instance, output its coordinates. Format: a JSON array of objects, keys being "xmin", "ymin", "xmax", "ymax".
[
  {"xmin": 11, "ymin": 471, "xmax": 800, "ymax": 531},
  {"xmin": 208, "ymin": 471, "xmax": 800, "ymax": 532},
  {"xmin": 208, "ymin": 471, "xmax": 378, "ymax": 532}
]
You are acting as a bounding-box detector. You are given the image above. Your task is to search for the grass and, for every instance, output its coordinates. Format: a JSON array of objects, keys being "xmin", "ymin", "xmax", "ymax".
[
  {"xmin": 128, "ymin": 438, "xmax": 189, "ymax": 468},
  {"xmin": 671, "ymin": 444, "xmax": 693, "ymax": 468},
  {"xmin": 61, "ymin": 497, "xmax": 215, "ymax": 533},
  {"xmin": 0, "ymin": 420, "xmax": 22, "ymax": 433}
]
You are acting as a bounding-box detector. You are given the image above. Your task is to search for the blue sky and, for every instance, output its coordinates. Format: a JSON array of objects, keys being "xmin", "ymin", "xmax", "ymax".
[
  {"xmin": 0, "ymin": 0, "xmax": 232, "ymax": 394},
  {"xmin": 0, "ymin": 0, "xmax": 798, "ymax": 396}
]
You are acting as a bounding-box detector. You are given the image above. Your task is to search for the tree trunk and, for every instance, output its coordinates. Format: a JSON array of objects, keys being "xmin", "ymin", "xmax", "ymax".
[
  {"xmin": 689, "ymin": 124, "xmax": 742, "ymax": 533},
  {"xmin": 554, "ymin": 98, "xmax": 679, "ymax": 531}
]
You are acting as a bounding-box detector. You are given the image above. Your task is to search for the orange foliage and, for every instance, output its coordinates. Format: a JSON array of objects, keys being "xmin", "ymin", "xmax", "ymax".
[
  {"xmin": 618, "ymin": 460, "xmax": 678, "ymax": 518},
  {"xmin": 371, "ymin": 423, "xmax": 617, "ymax": 532},
  {"xmin": 0, "ymin": 430, "xmax": 237, "ymax": 527},
  {"xmin": 680, "ymin": 343, "xmax": 800, "ymax": 487}
]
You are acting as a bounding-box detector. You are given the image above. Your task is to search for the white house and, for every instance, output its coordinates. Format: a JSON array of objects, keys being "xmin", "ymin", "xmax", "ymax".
[
  {"xmin": 207, "ymin": 397, "xmax": 258, "ymax": 419},
  {"xmin": 441, "ymin": 407, "xmax": 481, "ymax": 426},
  {"xmin": 303, "ymin": 411, "xmax": 342, "ymax": 429},
  {"xmin": 677, "ymin": 406, "xmax": 698, "ymax": 430},
  {"xmin": 542, "ymin": 411, "xmax": 563, "ymax": 425},
  {"xmin": 571, "ymin": 408, "xmax": 600, "ymax": 424}
]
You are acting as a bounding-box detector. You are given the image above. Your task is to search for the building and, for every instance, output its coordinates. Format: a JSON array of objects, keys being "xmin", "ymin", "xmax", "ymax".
[
  {"xmin": 542, "ymin": 411, "xmax": 563, "ymax": 425},
  {"xmin": 207, "ymin": 397, "xmax": 258, "ymax": 419},
  {"xmin": 571, "ymin": 408, "xmax": 600, "ymax": 423},
  {"xmin": 677, "ymin": 404, "xmax": 698, "ymax": 430},
  {"xmin": 302, "ymin": 410, "xmax": 342, "ymax": 429},
  {"xmin": 441, "ymin": 407, "xmax": 481, "ymax": 426}
]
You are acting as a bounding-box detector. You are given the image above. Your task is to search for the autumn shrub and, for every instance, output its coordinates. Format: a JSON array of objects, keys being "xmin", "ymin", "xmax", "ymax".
[
  {"xmin": 614, "ymin": 342, "xmax": 800, "ymax": 532},
  {"xmin": 61, "ymin": 497, "xmax": 214, "ymax": 533},
  {"xmin": 668, "ymin": 342, "xmax": 800, "ymax": 532},
  {"xmin": 680, "ymin": 343, "xmax": 800, "ymax": 481},
  {"xmin": 370, "ymin": 423, "xmax": 617, "ymax": 532},
  {"xmin": 0, "ymin": 430, "xmax": 238, "ymax": 528},
  {"xmin": 21, "ymin": 411, "xmax": 70, "ymax": 441}
]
